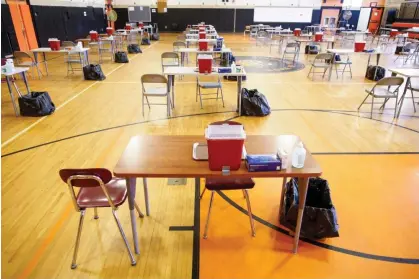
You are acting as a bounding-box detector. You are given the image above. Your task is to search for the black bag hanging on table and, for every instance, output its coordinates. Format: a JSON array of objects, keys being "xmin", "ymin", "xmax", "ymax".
[
  {"xmin": 141, "ymin": 37, "xmax": 151, "ymax": 45},
  {"xmin": 366, "ymin": 65, "xmax": 385, "ymax": 81},
  {"xmin": 305, "ymin": 45, "xmax": 319, "ymax": 55},
  {"xmin": 279, "ymin": 177, "xmax": 339, "ymax": 239},
  {"xmin": 127, "ymin": 44, "xmax": 142, "ymax": 54},
  {"xmin": 18, "ymin": 92, "xmax": 55, "ymax": 117},
  {"xmin": 151, "ymin": 33, "xmax": 160, "ymax": 41},
  {"xmin": 395, "ymin": 46, "xmax": 404, "ymax": 55},
  {"xmin": 224, "ymin": 76, "xmax": 247, "ymax": 81},
  {"xmin": 241, "ymin": 88, "xmax": 271, "ymax": 116},
  {"xmin": 114, "ymin": 51, "xmax": 129, "ymax": 63},
  {"xmin": 83, "ymin": 64, "xmax": 106, "ymax": 81}
]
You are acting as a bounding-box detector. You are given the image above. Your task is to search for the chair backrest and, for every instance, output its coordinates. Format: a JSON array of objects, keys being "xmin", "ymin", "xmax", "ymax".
[
  {"xmin": 162, "ymin": 52, "xmax": 179, "ymax": 60},
  {"xmin": 314, "ymin": 53, "xmax": 334, "ymax": 62},
  {"xmin": 59, "ymin": 168, "xmax": 115, "ymax": 211},
  {"xmin": 14, "ymin": 51, "xmax": 32, "ymax": 62},
  {"xmin": 61, "ymin": 41, "xmax": 76, "ymax": 47},
  {"xmin": 173, "ymin": 41, "xmax": 186, "ymax": 50},
  {"xmin": 404, "ymin": 43, "xmax": 418, "ymax": 51},
  {"xmin": 375, "ymin": 77, "xmax": 404, "ymax": 87},
  {"xmin": 257, "ymin": 31, "xmax": 269, "ymax": 38},
  {"xmin": 286, "ymin": 42, "xmax": 300, "ymax": 49},
  {"xmin": 177, "ymin": 34, "xmax": 186, "ymax": 41},
  {"xmin": 141, "ymin": 74, "xmax": 167, "ymax": 84}
]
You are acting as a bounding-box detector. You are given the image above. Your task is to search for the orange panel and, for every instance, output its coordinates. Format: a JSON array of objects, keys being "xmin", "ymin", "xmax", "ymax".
[
  {"xmin": 8, "ymin": 3, "xmax": 28, "ymax": 51},
  {"xmin": 19, "ymin": 4, "xmax": 38, "ymax": 50}
]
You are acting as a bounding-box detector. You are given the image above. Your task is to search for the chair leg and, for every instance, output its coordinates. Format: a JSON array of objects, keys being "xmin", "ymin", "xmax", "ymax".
[
  {"xmin": 198, "ymin": 86, "xmax": 204, "ymax": 109},
  {"xmin": 142, "ymin": 94, "xmax": 145, "ymax": 117},
  {"xmin": 358, "ymin": 94, "xmax": 370, "ymax": 110},
  {"xmin": 243, "ymin": 190, "xmax": 256, "ymax": 237},
  {"xmin": 200, "ymin": 188, "xmax": 206, "ymax": 200},
  {"xmin": 112, "ymin": 210, "xmax": 137, "ymax": 266},
  {"xmin": 203, "ymin": 191, "xmax": 215, "ymax": 239},
  {"xmin": 370, "ymin": 95, "xmax": 374, "ymax": 119},
  {"xmin": 220, "ymin": 86, "xmax": 225, "ymax": 108},
  {"xmin": 241, "ymin": 189, "xmax": 246, "ymax": 199},
  {"xmin": 71, "ymin": 210, "xmax": 86, "ymax": 269},
  {"xmin": 348, "ymin": 63, "xmax": 353, "ymax": 79},
  {"xmin": 94, "ymin": 208, "xmax": 99, "ymax": 219},
  {"xmin": 411, "ymin": 87, "xmax": 417, "ymax": 113},
  {"xmin": 134, "ymin": 201, "xmax": 145, "ymax": 218},
  {"xmin": 145, "ymin": 96, "xmax": 151, "ymax": 109}
]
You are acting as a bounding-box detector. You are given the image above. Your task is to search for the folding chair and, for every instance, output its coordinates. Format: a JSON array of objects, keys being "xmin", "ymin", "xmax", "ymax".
[
  {"xmin": 13, "ymin": 51, "xmax": 42, "ymax": 79},
  {"xmin": 307, "ymin": 53, "xmax": 334, "ymax": 81},
  {"xmin": 141, "ymin": 74, "xmax": 172, "ymax": 117}
]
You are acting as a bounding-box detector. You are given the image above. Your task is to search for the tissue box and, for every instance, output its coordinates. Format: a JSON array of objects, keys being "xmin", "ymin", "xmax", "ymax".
[{"xmin": 246, "ymin": 154, "xmax": 282, "ymax": 172}]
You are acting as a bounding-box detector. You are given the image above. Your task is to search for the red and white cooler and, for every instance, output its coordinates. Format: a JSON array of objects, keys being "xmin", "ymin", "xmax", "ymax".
[
  {"xmin": 199, "ymin": 26, "xmax": 205, "ymax": 32},
  {"xmin": 48, "ymin": 38, "xmax": 60, "ymax": 50},
  {"xmin": 138, "ymin": 22, "xmax": 144, "ymax": 28},
  {"xmin": 125, "ymin": 24, "xmax": 132, "ymax": 30},
  {"xmin": 106, "ymin": 27, "xmax": 114, "ymax": 35},
  {"xmin": 294, "ymin": 28, "xmax": 301, "ymax": 36},
  {"xmin": 390, "ymin": 29, "xmax": 398, "ymax": 38},
  {"xmin": 199, "ymin": 31, "xmax": 206, "ymax": 39},
  {"xmin": 198, "ymin": 54, "xmax": 212, "ymax": 74},
  {"xmin": 199, "ymin": 40, "xmax": 208, "ymax": 51},
  {"xmin": 206, "ymin": 122, "xmax": 246, "ymax": 171},
  {"xmin": 314, "ymin": 32, "xmax": 323, "ymax": 42},
  {"xmin": 90, "ymin": 31, "xmax": 99, "ymax": 41},
  {"xmin": 354, "ymin": 41, "xmax": 366, "ymax": 52}
]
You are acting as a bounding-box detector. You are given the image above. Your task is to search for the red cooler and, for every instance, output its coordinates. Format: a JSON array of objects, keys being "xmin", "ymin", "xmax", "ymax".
[
  {"xmin": 315, "ymin": 32, "xmax": 323, "ymax": 42},
  {"xmin": 199, "ymin": 27, "xmax": 205, "ymax": 32},
  {"xmin": 125, "ymin": 24, "xmax": 132, "ymax": 30},
  {"xmin": 138, "ymin": 22, "xmax": 144, "ymax": 28},
  {"xmin": 198, "ymin": 54, "xmax": 212, "ymax": 74},
  {"xmin": 354, "ymin": 41, "xmax": 366, "ymax": 52},
  {"xmin": 48, "ymin": 39, "xmax": 60, "ymax": 50},
  {"xmin": 294, "ymin": 28, "xmax": 301, "ymax": 36},
  {"xmin": 199, "ymin": 32, "xmax": 206, "ymax": 39},
  {"xmin": 90, "ymin": 31, "xmax": 98, "ymax": 41},
  {"xmin": 206, "ymin": 123, "xmax": 246, "ymax": 171},
  {"xmin": 106, "ymin": 27, "xmax": 113, "ymax": 35},
  {"xmin": 199, "ymin": 40, "xmax": 208, "ymax": 51},
  {"xmin": 390, "ymin": 29, "xmax": 398, "ymax": 38}
]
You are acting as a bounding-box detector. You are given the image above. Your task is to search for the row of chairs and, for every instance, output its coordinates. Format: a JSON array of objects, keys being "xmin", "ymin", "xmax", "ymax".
[{"xmin": 61, "ymin": 121, "xmax": 256, "ymax": 269}]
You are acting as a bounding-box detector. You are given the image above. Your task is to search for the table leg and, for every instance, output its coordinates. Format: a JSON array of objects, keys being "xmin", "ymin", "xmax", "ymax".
[
  {"xmin": 143, "ymin": 178, "xmax": 150, "ymax": 216},
  {"xmin": 21, "ymin": 71, "xmax": 30, "ymax": 94},
  {"xmin": 293, "ymin": 177, "xmax": 309, "ymax": 254},
  {"xmin": 6, "ymin": 76, "xmax": 19, "ymax": 117},
  {"xmin": 85, "ymin": 50, "xmax": 90, "ymax": 65},
  {"xmin": 237, "ymin": 76, "xmax": 242, "ymax": 115},
  {"xmin": 397, "ymin": 77, "xmax": 410, "ymax": 118},
  {"xmin": 43, "ymin": 52, "xmax": 49, "ymax": 76},
  {"xmin": 279, "ymin": 177, "xmax": 287, "ymax": 215},
  {"xmin": 172, "ymin": 74, "xmax": 175, "ymax": 108},
  {"xmin": 126, "ymin": 178, "xmax": 140, "ymax": 254}
]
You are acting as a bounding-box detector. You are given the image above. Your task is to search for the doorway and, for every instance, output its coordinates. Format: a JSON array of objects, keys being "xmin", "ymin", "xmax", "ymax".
[
  {"xmin": 321, "ymin": 8, "xmax": 340, "ymax": 28},
  {"xmin": 368, "ymin": 7, "xmax": 384, "ymax": 34}
]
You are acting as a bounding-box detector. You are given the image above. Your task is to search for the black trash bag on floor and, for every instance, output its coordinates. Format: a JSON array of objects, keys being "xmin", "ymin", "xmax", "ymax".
[
  {"xmin": 18, "ymin": 92, "xmax": 55, "ymax": 117},
  {"xmin": 279, "ymin": 177, "xmax": 339, "ymax": 239},
  {"xmin": 127, "ymin": 44, "xmax": 142, "ymax": 54},
  {"xmin": 115, "ymin": 51, "xmax": 129, "ymax": 63},
  {"xmin": 241, "ymin": 88, "xmax": 270, "ymax": 116},
  {"xmin": 141, "ymin": 37, "xmax": 151, "ymax": 45},
  {"xmin": 366, "ymin": 65, "xmax": 385, "ymax": 81},
  {"xmin": 151, "ymin": 33, "xmax": 160, "ymax": 41},
  {"xmin": 83, "ymin": 64, "xmax": 106, "ymax": 81}
]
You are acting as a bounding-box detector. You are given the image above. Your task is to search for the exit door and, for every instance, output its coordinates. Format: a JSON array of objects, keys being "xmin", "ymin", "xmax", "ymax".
[
  {"xmin": 8, "ymin": 1, "xmax": 38, "ymax": 52},
  {"xmin": 368, "ymin": 8, "xmax": 384, "ymax": 34}
]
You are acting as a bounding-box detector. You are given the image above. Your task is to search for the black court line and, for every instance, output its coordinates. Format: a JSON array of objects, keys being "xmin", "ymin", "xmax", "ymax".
[
  {"xmin": 169, "ymin": 226, "xmax": 194, "ymax": 231},
  {"xmin": 192, "ymin": 178, "xmax": 200, "ymax": 279},
  {"xmin": 312, "ymin": 151, "xmax": 419, "ymax": 155},
  {"xmin": 2, "ymin": 109, "xmax": 418, "ymax": 158},
  {"xmin": 216, "ymin": 191, "xmax": 419, "ymax": 265}
]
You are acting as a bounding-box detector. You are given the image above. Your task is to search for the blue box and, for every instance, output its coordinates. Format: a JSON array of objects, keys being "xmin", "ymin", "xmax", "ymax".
[{"xmin": 246, "ymin": 154, "xmax": 282, "ymax": 172}]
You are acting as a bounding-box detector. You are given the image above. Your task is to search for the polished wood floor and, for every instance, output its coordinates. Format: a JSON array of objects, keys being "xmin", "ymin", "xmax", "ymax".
[{"xmin": 2, "ymin": 33, "xmax": 419, "ymax": 279}]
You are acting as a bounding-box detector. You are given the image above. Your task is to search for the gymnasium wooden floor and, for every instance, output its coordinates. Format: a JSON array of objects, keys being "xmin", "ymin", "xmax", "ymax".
[{"xmin": 2, "ymin": 33, "xmax": 419, "ymax": 279}]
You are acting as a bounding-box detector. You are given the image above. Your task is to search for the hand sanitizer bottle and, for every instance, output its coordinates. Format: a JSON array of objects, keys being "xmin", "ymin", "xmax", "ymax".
[
  {"xmin": 292, "ymin": 142, "xmax": 306, "ymax": 168},
  {"xmin": 231, "ymin": 61, "xmax": 236, "ymax": 73}
]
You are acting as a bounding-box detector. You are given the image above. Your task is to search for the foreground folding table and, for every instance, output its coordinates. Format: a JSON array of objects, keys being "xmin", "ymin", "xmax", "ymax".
[
  {"xmin": 113, "ymin": 135, "xmax": 322, "ymax": 260},
  {"xmin": 1, "ymin": 67, "xmax": 30, "ymax": 116}
]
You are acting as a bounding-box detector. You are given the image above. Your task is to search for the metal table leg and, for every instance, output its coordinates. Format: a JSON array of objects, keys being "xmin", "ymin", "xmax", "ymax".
[
  {"xmin": 21, "ymin": 71, "xmax": 30, "ymax": 94},
  {"xmin": 143, "ymin": 178, "xmax": 150, "ymax": 216},
  {"xmin": 126, "ymin": 178, "xmax": 140, "ymax": 254},
  {"xmin": 237, "ymin": 75, "xmax": 242, "ymax": 115},
  {"xmin": 293, "ymin": 177, "xmax": 310, "ymax": 253},
  {"xmin": 43, "ymin": 52, "xmax": 49, "ymax": 76},
  {"xmin": 6, "ymin": 76, "xmax": 19, "ymax": 116}
]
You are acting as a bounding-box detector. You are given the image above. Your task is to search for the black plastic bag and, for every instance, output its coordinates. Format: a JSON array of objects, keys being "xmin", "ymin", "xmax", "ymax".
[
  {"xmin": 18, "ymin": 92, "xmax": 55, "ymax": 117},
  {"xmin": 305, "ymin": 45, "xmax": 319, "ymax": 54},
  {"xmin": 224, "ymin": 76, "xmax": 247, "ymax": 81},
  {"xmin": 279, "ymin": 177, "xmax": 339, "ymax": 239},
  {"xmin": 366, "ymin": 65, "xmax": 385, "ymax": 81},
  {"xmin": 83, "ymin": 64, "xmax": 106, "ymax": 81},
  {"xmin": 151, "ymin": 33, "xmax": 160, "ymax": 41},
  {"xmin": 395, "ymin": 46, "xmax": 403, "ymax": 55},
  {"xmin": 115, "ymin": 51, "xmax": 129, "ymax": 63},
  {"xmin": 141, "ymin": 38, "xmax": 151, "ymax": 45},
  {"xmin": 127, "ymin": 44, "xmax": 142, "ymax": 54},
  {"xmin": 241, "ymin": 88, "xmax": 270, "ymax": 116}
]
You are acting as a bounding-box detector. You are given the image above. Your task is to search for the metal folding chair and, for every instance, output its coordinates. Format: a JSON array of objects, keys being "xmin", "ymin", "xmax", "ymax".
[
  {"xmin": 141, "ymin": 74, "xmax": 172, "ymax": 117},
  {"xmin": 307, "ymin": 53, "xmax": 334, "ymax": 81},
  {"xmin": 13, "ymin": 51, "xmax": 42, "ymax": 79}
]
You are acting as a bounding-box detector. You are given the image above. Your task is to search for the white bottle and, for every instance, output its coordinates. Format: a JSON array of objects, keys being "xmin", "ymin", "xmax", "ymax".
[
  {"xmin": 292, "ymin": 142, "xmax": 306, "ymax": 168},
  {"xmin": 231, "ymin": 61, "xmax": 236, "ymax": 73},
  {"xmin": 277, "ymin": 148, "xmax": 289, "ymax": 169}
]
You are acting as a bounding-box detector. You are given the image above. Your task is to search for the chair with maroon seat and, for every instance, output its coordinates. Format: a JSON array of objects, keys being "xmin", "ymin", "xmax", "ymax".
[
  {"xmin": 59, "ymin": 168, "xmax": 145, "ymax": 269},
  {"xmin": 200, "ymin": 120, "xmax": 256, "ymax": 238}
]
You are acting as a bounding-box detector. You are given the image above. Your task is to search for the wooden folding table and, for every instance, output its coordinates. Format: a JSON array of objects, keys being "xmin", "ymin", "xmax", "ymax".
[{"xmin": 114, "ymin": 135, "xmax": 322, "ymax": 258}]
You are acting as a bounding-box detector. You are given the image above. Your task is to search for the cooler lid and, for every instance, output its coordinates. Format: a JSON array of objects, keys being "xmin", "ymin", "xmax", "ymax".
[
  {"xmin": 205, "ymin": 124, "xmax": 246, "ymax": 140},
  {"xmin": 197, "ymin": 54, "xmax": 213, "ymax": 60}
]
